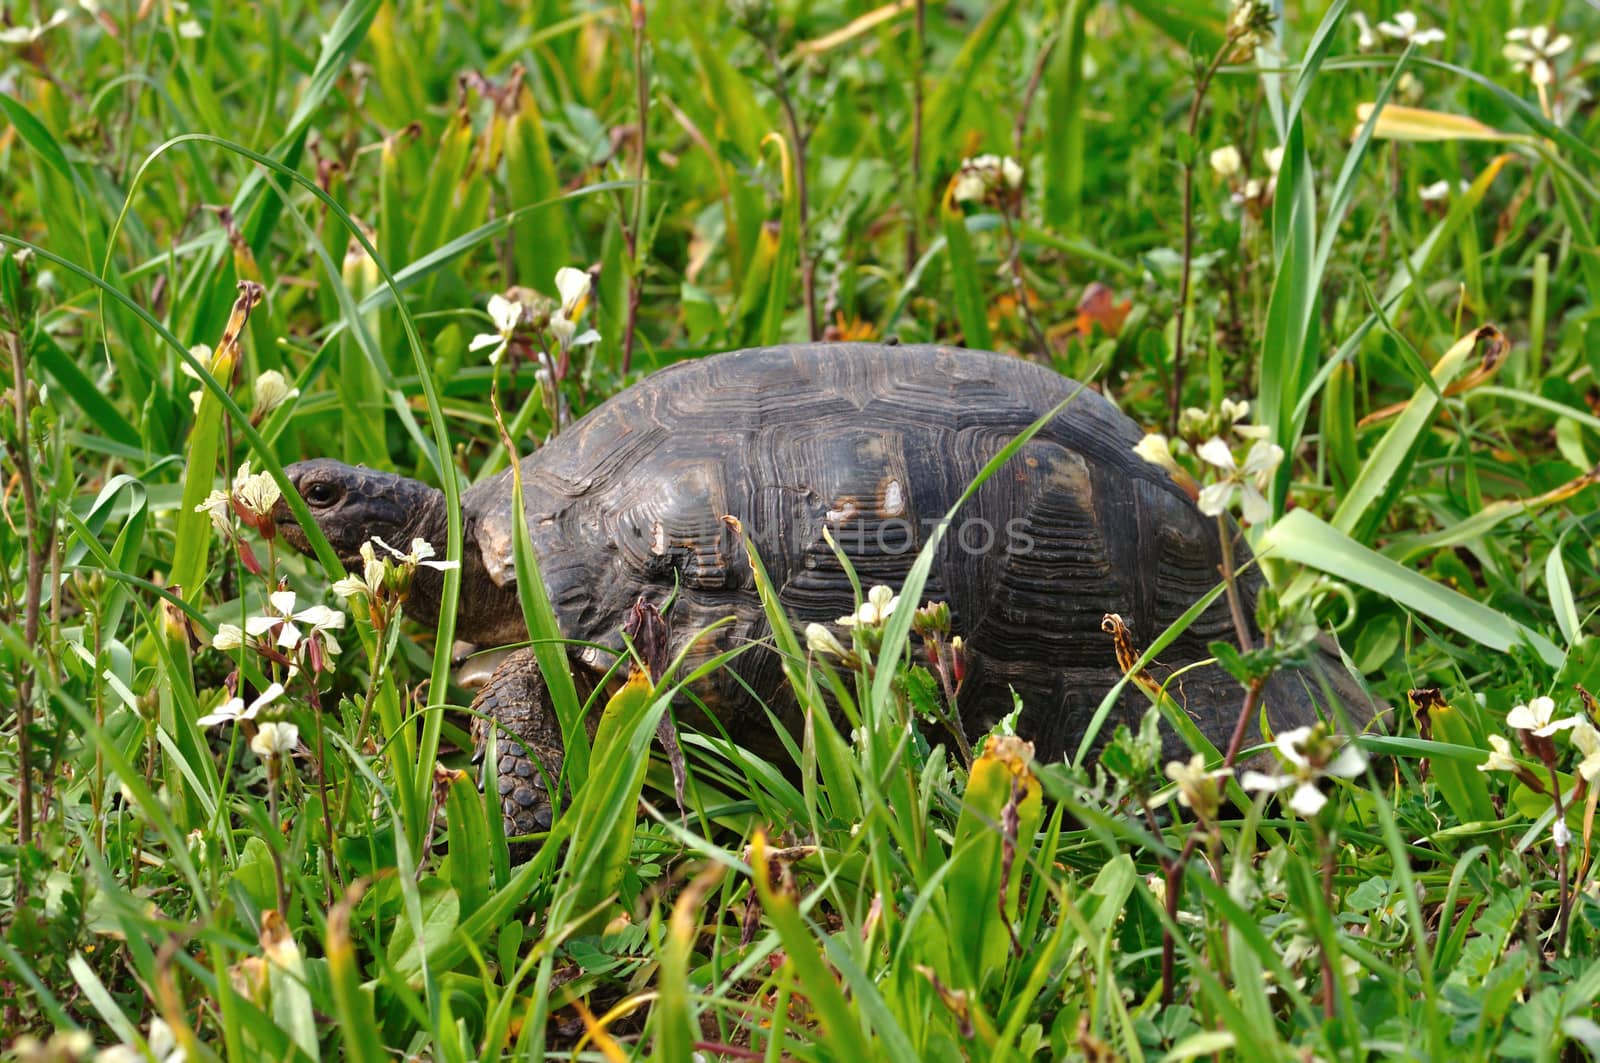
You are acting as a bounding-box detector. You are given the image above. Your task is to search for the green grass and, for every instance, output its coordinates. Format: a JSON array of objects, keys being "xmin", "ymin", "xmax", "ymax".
[{"xmin": 3, "ymin": 0, "xmax": 1600, "ymax": 1059}]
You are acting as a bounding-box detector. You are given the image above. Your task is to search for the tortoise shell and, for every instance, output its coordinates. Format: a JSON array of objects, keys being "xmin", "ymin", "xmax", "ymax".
[{"xmin": 463, "ymin": 343, "xmax": 1348, "ymax": 762}]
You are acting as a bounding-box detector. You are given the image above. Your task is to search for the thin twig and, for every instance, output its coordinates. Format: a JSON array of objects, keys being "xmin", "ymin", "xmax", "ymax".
[
  {"xmin": 765, "ymin": 40, "xmax": 818, "ymax": 341},
  {"xmin": 1169, "ymin": 43, "xmax": 1234, "ymax": 436},
  {"xmin": 621, "ymin": 0, "xmax": 650, "ymax": 374},
  {"xmin": 1215, "ymin": 515, "xmax": 1253, "ymax": 654},
  {"xmin": 7, "ymin": 328, "xmax": 39, "ymax": 854},
  {"xmin": 1003, "ymin": 34, "xmax": 1058, "ymax": 360},
  {"xmin": 905, "ymin": 0, "xmax": 926, "ymax": 271}
]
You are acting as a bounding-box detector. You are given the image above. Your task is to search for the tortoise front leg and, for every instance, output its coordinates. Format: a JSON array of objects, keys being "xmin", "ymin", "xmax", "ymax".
[{"xmin": 470, "ymin": 647, "xmax": 565, "ymax": 848}]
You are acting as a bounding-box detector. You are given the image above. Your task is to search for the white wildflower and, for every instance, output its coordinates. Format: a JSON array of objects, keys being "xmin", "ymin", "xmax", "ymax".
[
  {"xmin": 1209, "ymin": 145, "xmax": 1242, "ymax": 177},
  {"xmin": 0, "ymin": 8, "xmax": 70, "ymax": 44},
  {"xmin": 179, "ymin": 344, "xmax": 214, "ymax": 414},
  {"xmin": 1263, "ymin": 145, "xmax": 1285, "ymax": 175},
  {"xmin": 197, "ymin": 681, "xmax": 284, "ymax": 727},
  {"xmin": 546, "ymin": 267, "xmax": 601, "ymax": 353},
  {"xmin": 1133, "ymin": 433, "xmax": 1180, "ymax": 475},
  {"xmin": 1477, "ymin": 734, "xmax": 1520, "ymax": 773},
  {"xmin": 1195, "ymin": 436, "xmax": 1283, "ymax": 525},
  {"xmin": 554, "ymin": 266, "xmax": 591, "ymax": 318},
  {"xmin": 194, "ymin": 489, "xmax": 234, "ymax": 534},
  {"xmin": 373, "ymin": 535, "xmax": 461, "ymax": 571},
  {"xmin": 245, "ymin": 590, "xmax": 345, "ymax": 652},
  {"xmin": 838, "ymin": 585, "xmax": 899, "ymax": 628},
  {"xmin": 211, "ymin": 623, "xmax": 245, "ymax": 651},
  {"xmin": 177, "ymin": 17, "xmax": 201, "ymax": 38},
  {"xmin": 951, "ymin": 154, "xmax": 1024, "ymax": 205},
  {"xmin": 1350, "ymin": 11, "xmax": 1378, "ymax": 51},
  {"xmin": 1377, "ymin": 11, "xmax": 1445, "ymax": 46},
  {"xmin": 1570, "ymin": 721, "xmax": 1600, "ymax": 781},
  {"xmin": 230, "ymin": 461, "xmax": 282, "ymax": 520},
  {"xmin": 146, "ymin": 1017, "xmax": 186, "ymax": 1063},
  {"xmin": 469, "ymin": 293, "xmax": 524, "ymax": 365},
  {"xmin": 1242, "ymin": 724, "xmax": 1367, "ymax": 819},
  {"xmin": 250, "ymin": 370, "xmax": 298, "ymax": 420},
  {"xmin": 250, "ymin": 720, "xmax": 300, "ymax": 761},
  {"xmin": 805, "ymin": 622, "xmax": 852, "ymax": 660},
  {"xmin": 1419, "ymin": 180, "xmax": 1451, "ymax": 202},
  {"xmin": 332, "ymin": 540, "xmax": 387, "ymax": 599},
  {"xmin": 1160, "ymin": 753, "xmax": 1230, "ymax": 814},
  {"xmin": 1505, "ymin": 695, "xmax": 1577, "ymax": 737},
  {"xmin": 1504, "ymin": 26, "xmax": 1572, "ymax": 86}
]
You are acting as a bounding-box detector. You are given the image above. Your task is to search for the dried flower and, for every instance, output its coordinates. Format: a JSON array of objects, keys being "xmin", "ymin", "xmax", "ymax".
[
  {"xmin": 230, "ymin": 461, "xmax": 282, "ymax": 523},
  {"xmin": 250, "ymin": 370, "xmax": 298, "ymax": 421},
  {"xmin": 1160, "ymin": 753, "xmax": 1230, "ymax": 821},
  {"xmin": 950, "ymin": 154, "xmax": 1024, "ymax": 206}
]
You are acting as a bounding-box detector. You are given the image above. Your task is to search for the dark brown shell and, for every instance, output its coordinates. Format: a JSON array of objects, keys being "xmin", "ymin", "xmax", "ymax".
[{"xmin": 464, "ymin": 343, "xmax": 1368, "ymax": 762}]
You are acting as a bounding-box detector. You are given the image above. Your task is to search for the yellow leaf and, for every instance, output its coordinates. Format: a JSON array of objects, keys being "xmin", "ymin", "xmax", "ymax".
[{"xmin": 1355, "ymin": 103, "xmax": 1514, "ymax": 143}]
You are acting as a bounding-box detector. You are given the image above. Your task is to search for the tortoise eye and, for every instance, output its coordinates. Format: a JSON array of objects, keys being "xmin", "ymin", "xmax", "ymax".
[{"xmin": 305, "ymin": 481, "xmax": 340, "ymax": 507}]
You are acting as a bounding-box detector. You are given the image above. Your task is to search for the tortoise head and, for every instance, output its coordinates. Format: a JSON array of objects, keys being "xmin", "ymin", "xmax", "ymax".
[{"xmin": 273, "ymin": 459, "xmax": 447, "ymax": 569}]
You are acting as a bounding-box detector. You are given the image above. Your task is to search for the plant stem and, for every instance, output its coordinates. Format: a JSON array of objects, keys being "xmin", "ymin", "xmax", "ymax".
[
  {"xmin": 1169, "ymin": 42, "xmax": 1234, "ymax": 436},
  {"xmin": 266, "ymin": 769, "xmax": 289, "ymax": 914},
  {"xmin": 1222, "ymin": 675, "xmax": 1267, "ymax": 770},
  {"xmin": 1321, "ymin": 830, "xmax": 1336, "ymax": 1019},
  {"xmin": 621, "ymin": 0, "xmax": 650, "ymax": 374},
  {"xmin": 1000, "ymin": 211, "xmax": 1049, "ymax": 359},
  {"xmin": 1004, "ymin": 35, "xmax": 1057, "ymax": 360},
  {"xmin": 766, "ymin": 39, "xmax": 818, "ymax": 341},
  {"xmin": 6, "ymin": 328, "xmax": 39, "ymax": 854},
  {"xmin": 1548, "ymin": 764, "xmax": 1571, "ymax": 952},
  {"xmin": 309, "ymin": 684, "xmax": 341, "ymax": 908},
  {"xmin": 1215, "ymin": 515, "xmax": 1253, "ymax": 653},
  {"xmin": 905, "ymin": 0, "xmax": 926, "ymax": 271}
]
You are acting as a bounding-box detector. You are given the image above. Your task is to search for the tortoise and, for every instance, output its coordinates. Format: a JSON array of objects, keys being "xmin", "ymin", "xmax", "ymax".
[{"xmin": 275, "ymin": 343, "xmax": 1376, "ymax": 840}]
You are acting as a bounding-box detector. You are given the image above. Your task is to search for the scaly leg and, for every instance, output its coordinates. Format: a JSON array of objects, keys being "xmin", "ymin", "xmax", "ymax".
[{"xmin": 470, "ymin": 647, "xmax": 565, "ymax": 847}]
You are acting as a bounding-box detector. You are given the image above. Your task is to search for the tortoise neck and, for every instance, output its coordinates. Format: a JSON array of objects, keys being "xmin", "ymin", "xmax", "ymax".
[{"xmin": 401, "ymin": 496, "xmax": 524, "ymax": 645}]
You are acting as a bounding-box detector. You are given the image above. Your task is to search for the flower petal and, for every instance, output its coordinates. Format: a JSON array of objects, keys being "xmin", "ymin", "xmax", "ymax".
[
  {"xmin": 1325, "ymin": 743, "xmax": 1369, "ymax": 778},
  {"xmin": 1197, "ymin": 481, "xmax": 1234, "ymax": 518},
  {"xmin": 1241, "ymin": 770, "xmax": 1289, "ymax": 793},
  {"xmin": 554, "ymin": 267, "xmax": 591, "ymax": 316},
  {"xmin": 1195, "ymin": 436, "xmax": 1237, "ymax": 472},
  {"xmin": 1289, "ymin": 782, "xmax": 1328, "ymax": 817}
]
